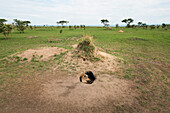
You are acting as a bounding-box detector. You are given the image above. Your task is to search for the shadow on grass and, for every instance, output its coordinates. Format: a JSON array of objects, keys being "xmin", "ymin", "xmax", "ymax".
[
  {"xmin": 0, "ymin": 37, "xmax": 18, "ymax": 40},
  {"xmin": 128, "ymin": 37, "xmax": 148, "ymax": 41}
]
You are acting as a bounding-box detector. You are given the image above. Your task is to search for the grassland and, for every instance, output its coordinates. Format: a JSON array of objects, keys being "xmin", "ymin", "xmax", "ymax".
[{"xmin": 0, "ymin": 27, "xmax": 169, "ymax": 112}]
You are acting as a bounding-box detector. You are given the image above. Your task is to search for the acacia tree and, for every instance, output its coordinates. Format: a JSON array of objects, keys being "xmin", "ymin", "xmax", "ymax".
[
  {"xmin": 142, "ymin": 23, "xmax": 147, "ymax": 28},
  {"xmin": 23, "ymin": 21, "xmax": 31, "ymax": 26},
  {"xmin": 13, "ymin": 19, "xmax": 26, "ymax": 33},
  {"xmin": 0, "ymin": 19, "xmax": 7, "ymax": 24},
  {"xmin": 0, "ymin": 19, "xmax": 12, "ymax": 40},
  {"xmin": 101, "ymin": 19, "xmax": 109, "ymax": 27},
  {"xmin": 122, "ymin": 18, "xmax": 134, "ymax": 28},
  {"xmin": 137, "ymin": 22, "xmax": 142, "ymax": 27},
  {"xmin": 1, "ymin": 25, "xmax": 12, "ymax": 40},
  {"xmin": 56, "ymin": 20, "xmax": 69, "ymax": 28},
  {"xmin": 162, "ymin": 23, "xmax": 166, "ymax": 28}
]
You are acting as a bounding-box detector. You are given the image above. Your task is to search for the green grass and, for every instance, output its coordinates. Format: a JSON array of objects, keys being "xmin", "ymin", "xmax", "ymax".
[{"xmin": 0, "ymin": 27, "xmax": 169, "ymax": 112}]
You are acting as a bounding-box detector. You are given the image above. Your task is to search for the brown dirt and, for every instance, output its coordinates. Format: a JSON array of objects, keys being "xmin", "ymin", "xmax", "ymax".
[
  {"xmin": 0, "ymin": 47, "xmax": 146, "ymax": 113},
  {"xmin": 56, "ymin": 44, "xmax": 120, "ymax": 74},
  {"xmin": 27, "ymin": 36, "xmax": 38, "ymax": 39},
  {"xmin": 1, "ymin": 69, "xmax": 142, "ymax": 113},
  {"xmin": 14, "ymin": 47, "xmax": 67, "ymax": 61},
  {"xmin": 118, "ymin": 30, "xmax": 124, "ymax": 33}
]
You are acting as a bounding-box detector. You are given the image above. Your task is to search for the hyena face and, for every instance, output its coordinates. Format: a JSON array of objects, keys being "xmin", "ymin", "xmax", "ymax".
[
  {"xmin": 80, "ymin": 74, "xmax": 89, "ymax": 83},
  {"xmin": 80, "ymin": 71, "xmax": 96, "ymax": 84}
]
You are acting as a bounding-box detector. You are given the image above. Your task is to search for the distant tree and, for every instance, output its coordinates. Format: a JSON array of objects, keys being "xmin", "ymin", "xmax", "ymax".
[
  {"xmin": 122, "ymin": 19, "xmax": 128, "ymax": 24},
  {"xmin": 156, "ymin": 25, "xmax": 160, "ymax": 29},
  {"xmin": 101, "ymin": 19, "xmax": 109, "ymax": 27},
  {"xmin": 74, "ymin": 25, "xmax": 77, "ymax": 29},
  {"xmin": 29, "ymin": 26, "xmax": 33, "ymax": 30},
  {"xmin": 122, "ymin": 18, "xmax": 134, "ymax": 28},
  {"xmin": 141, "ymin": 23, "xmax": 147, "ymax": 29},
  {"xmin": 0, "ymin": 23, "xmax": 12, "ymax": 40},
  {"xmin": 69, "ymin": 25, "xmax": 73, "ymax": 30},
  {"xmin": 127, "ymin": 18, "xmax": 134, "ymax": 27},
  {"xmin": 131, "ymin": 24, "xmax": 135, "ymax": 29},
  {"xmin": 150, "ymin": 25, "xmax": 155, "ymax": 30},
  {"xmin": 116, "ymin": 24, "xmax": 119, "ymax": 28},
  {"xmin": 162, "ymin": 23, "xmax": 166, "ymax": 28},
  {"xmin": 137, "ymin": 22, "xmax": 142, "ymax": 27},
  {"xmin": 56, "ymin": 20, "xmax": 69, "ymax": 28},
  {"xmin": 83, "ymin": 25, "xmax": 86, "ymax": 30},
  {"xmin": 0, "ymin": 19, "xmax": 7, "ymax": 24},
  {"xmin": 13, "ymin": 19, "xmax": 26, "ymax": 33},
  {"xmin": 23, "ymin": 21, "xmax": 31, "ymax": 27},
  {"xmin": 80, "ymin": 25, "xmax": 86, "ymax": 30}
]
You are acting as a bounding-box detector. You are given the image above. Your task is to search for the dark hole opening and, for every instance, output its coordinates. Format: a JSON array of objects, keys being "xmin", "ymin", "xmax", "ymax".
[
  {"xmin": 85, "ymin": 71, "xmax": 96, "ymax": 84},
  {"xmin": 83, "ymin": 58, "xmax": 86, "ymax": 61}
]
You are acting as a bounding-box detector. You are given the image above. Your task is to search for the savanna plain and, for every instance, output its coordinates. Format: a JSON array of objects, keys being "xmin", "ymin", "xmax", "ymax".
[{"xmin": 0, "ymin": 27, "xmax": 169, "ymax": 113}]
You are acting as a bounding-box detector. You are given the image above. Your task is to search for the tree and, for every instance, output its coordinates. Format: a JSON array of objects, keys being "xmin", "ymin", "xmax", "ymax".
[
  {"xmin": 0, "ymin": 19, "xmax": 7, "ymax": 24},
  {"xmin": 122, "ymin": 19, "xmax": 128, "ymax": 24},
  {"xmin": 13, "ymin": 19, "xmax": 26, "ymax": 33},
  {"xmin": 141, "ymin": 23, "xmax": 147, "ymax": 29},
  {"xmin": 122, "ymin": 18, "xmax": 134, "ymax": 28},
  {"xmin": 101, "ymin": 19, "xmax": 109, "ymax": 27},
  {"xmin": 150, "ymin": 25, "xmax": 155, "ymax": 30},
  {"xmin": 23, "ymin": 21, "xmax": 31, "ymax": 26},
  {"xmin": 0, "ymin": 23, "xmax": 12, "ymax": 40},
  {"xmin": 137, "ymin": 22, "xmax": 142, "ymax": 27},
  {"xmin": 116, "ymin": 24, "xmax": 119, "ymax": 28},
  {"xmin": 162, "ymin": 23, "xmax": 166, "ymax": 28},
  {"xmin": 56, "ymin": 20, "xmax": 69, "ymax": 28}
]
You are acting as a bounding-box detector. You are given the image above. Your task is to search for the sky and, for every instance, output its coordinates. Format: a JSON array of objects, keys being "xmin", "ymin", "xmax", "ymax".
[{"xmin": 0, "ymin": 0, "xmax": 170, "ymax": 26}]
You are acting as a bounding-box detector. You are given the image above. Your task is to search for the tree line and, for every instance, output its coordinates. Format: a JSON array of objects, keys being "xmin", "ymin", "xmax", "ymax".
[
  {"xmin": 0, "ymin": 19, "xmax": 32, "ymax": 40},
  {"xmin": 0, "ymin": 18, "xmax": 168, "ymax": 39},
  {"xmin": 101, "ymin": 18, "xmax": 168, "ymax": 29}
]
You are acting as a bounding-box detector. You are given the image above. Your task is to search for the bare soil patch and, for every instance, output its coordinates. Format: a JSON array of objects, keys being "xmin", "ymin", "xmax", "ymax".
[
  {"xmin": 14, "ymin": 47, "xmax": 67, "ymax": 61},
  {"xmin": 41, "ymin": 73, "xmax": 139, "ymax": 113},
  {"xmin": 27, "ymin": 36, "xmax": 38, "ymax": 39},
  {"xmin": 1, "ymin": 69, "xmax": 141, "ymax": 113}
]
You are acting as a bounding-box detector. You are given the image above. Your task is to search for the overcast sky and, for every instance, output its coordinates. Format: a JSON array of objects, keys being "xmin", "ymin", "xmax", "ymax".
[{"xmin": 0, "ymin": 0, "xmax": 170, "ymax": 26}]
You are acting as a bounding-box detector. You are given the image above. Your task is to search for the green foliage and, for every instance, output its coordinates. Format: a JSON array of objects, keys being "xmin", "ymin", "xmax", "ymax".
[
  {"xmin": 101, "ymin": 19, "xmax": 109, "ymax": 27},
  {"xmin": 23, "ymin": 21, "xmax": 31, "ymax": 26},
  {"xmin": 162, "ymin": 23, "xmax": 166, "ymax": 28},
  {"xmin": 150, "ymin": 25, "xmax": 156, "ymax": 30},
  {"xmin": 138, "ymin": 22, "xmax": 142, "ymax": 27},
  {"xmin": 0, "ymin": 19, "xmax": 7, "ymax": 24},
  {"xmin": 122, "ymin": 18, "xmax": 134, "ymax": 28},
  {"xmin": 13, "ymin": 19, "xmax": 27, "ymax": 33},
  {"xmin": 56, "ymin": 20, "xmax": 69, "ymax": 27},
  {"xmin": 116, "ymin": 24, "xmax": 119, "ymax": 28},
  {"xmin": 0, "ymin": 23, "xmax": 12, "ymax": 40},
  {"xmin": 76, "ymin": 36, "xmax": 99, "ymax": 61},
  {"xmin": 22, "ymin": 58, "xmax": 28, "ymax": 61}
]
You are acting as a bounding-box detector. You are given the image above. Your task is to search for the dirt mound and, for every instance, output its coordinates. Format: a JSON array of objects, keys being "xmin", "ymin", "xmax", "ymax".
[
  {"xmin": 15, "ymin": 47, "xmax": 67, "ymax": 61},
  {"xmin": 118, "ymin": 30, "xmax": 124, "ymax": 32},
  {"xmin": 54, "ymin": 36, "xmax": 121, "ymax": 74},
  {"xmin": 107, "ymin": 27, "xmax": 112, "ymax": 30},
  {"xmin": 56, "ymin": 47, "xmax": 119, "ymax": 75},
  {"xmin": 74, "ymin": 36, "xmax": 97, "ymax": 60}
]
